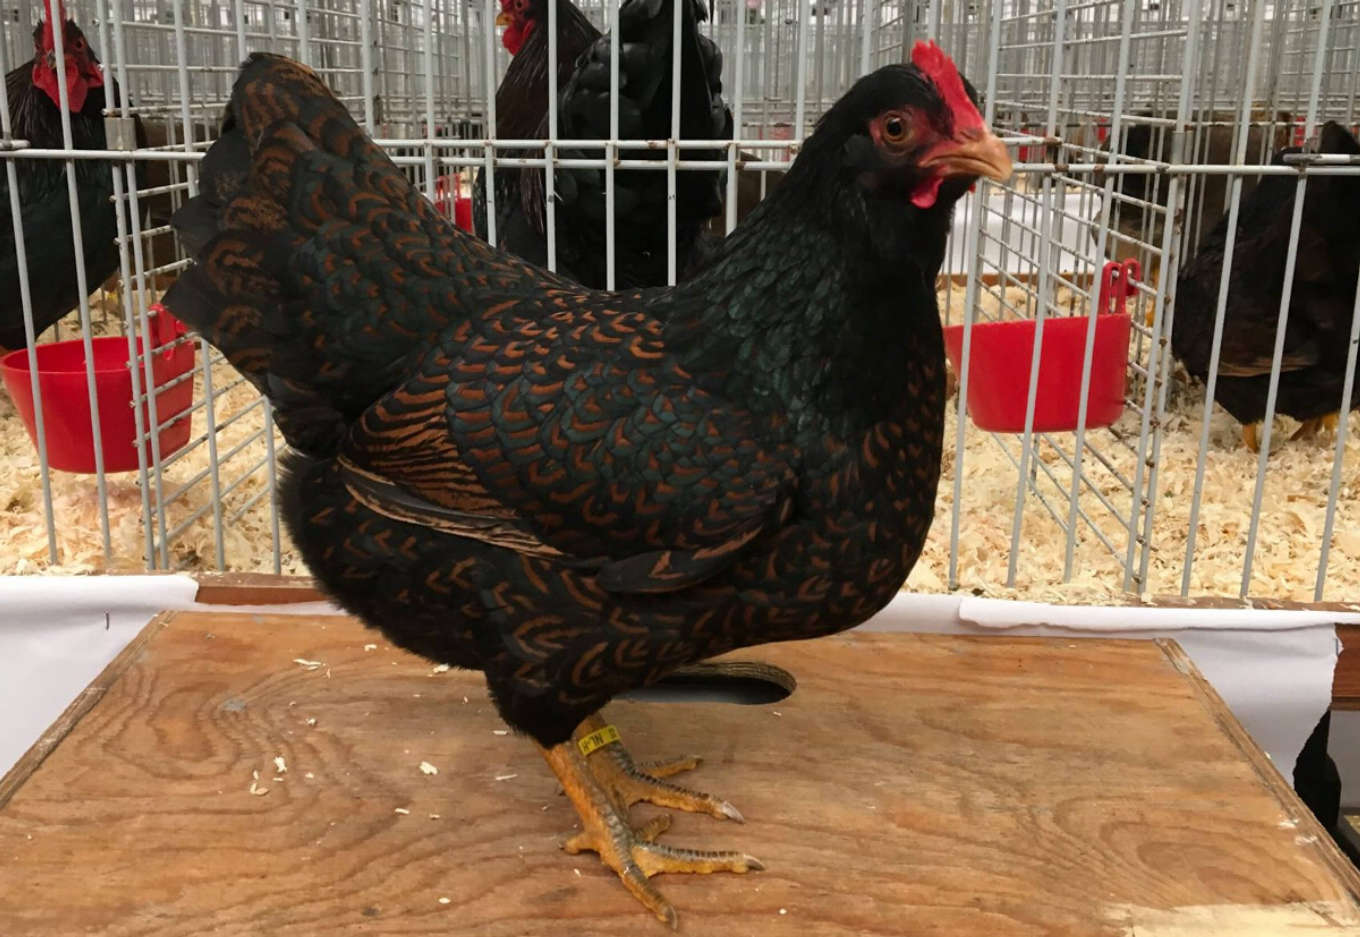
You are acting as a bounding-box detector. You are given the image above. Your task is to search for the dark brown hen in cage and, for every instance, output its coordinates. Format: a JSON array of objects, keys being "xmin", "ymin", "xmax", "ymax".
[{"xmin": 1172, "ymin": 121, "xmax": 1360, "ymax": 453}]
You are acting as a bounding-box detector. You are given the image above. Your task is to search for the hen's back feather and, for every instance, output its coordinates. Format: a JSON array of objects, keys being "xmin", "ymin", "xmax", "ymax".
[{"xmin": 165, "ymin": 54, "xmax": 557, "ymax": 455}]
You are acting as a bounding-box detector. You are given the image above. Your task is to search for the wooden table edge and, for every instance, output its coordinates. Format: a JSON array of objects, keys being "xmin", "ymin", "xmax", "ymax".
[
  {"xmin": 1156, "ymin": 637, "xmax": 1360, "ymax": 899},
  {"xmin": 0, "ymin": 609, "xmax": 180, "ymax": 811},
  {"xmin": 192, "ymin": 572, "xmax": 324, "ymax": 606}
]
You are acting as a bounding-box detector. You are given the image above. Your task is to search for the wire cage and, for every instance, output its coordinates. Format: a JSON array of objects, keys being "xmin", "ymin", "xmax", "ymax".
[{"xmin": 0, "ymin": 0, "xmax": 1357, "ymax": 604}]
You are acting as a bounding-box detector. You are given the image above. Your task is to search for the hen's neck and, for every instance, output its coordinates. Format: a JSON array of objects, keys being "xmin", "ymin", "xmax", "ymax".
[{"xmin": 666, "ymin": 171, "xmax": 948, "ymax": 437}]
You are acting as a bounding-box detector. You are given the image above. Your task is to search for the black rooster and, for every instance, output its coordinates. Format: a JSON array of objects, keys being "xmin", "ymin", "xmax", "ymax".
[
  {"xmin": 0, "ymin": 0, "xmax": 144, "ymax": 351},
  {"xmin": 164, "ymin": 46, "xmax": 1009, "ymax": 924},
  {"xmin": 475, "ymin": 0, "xmax": 732, "ymax": 288},
  {"xmin": 1172, "ymin": 121, "xmax": 1360, "ymax": 453}
]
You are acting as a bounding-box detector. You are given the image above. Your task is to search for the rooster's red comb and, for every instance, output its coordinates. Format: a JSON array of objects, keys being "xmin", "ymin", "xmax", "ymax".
[
  {"xmin": 911, "ymin": 40, "xmax": 984, "ymax": 131},
  {"xmin": 39, "ymin": 0, "xmax": 66, "ymax": 48}
]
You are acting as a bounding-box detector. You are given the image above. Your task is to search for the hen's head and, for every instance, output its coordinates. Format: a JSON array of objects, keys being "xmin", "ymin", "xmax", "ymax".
[
  {"xmin": 795, "ymin": 42, "xmax": 1010, "ymax": 263},
  {"xmin": 496, "ymin": 0, "xmax": 543, "ymax": 55},
  {"xmin": 31, "ymin": 0, "xmax": 103, "ymax": 112}
]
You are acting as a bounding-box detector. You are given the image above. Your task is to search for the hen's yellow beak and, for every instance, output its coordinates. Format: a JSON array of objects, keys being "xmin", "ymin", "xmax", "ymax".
[
  {"xmin": 495, "ymin": 11, "xmax": 513, "ymax": 25},
  {"xmin": 922, "ymin": 127, "xmax": 1013, "ymax": 182}
]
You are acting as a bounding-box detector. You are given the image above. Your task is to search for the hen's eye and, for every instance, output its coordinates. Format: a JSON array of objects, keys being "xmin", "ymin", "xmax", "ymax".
[{"xmin": 882, "ymin": 116, "xmax": 908, "ymax": 142}]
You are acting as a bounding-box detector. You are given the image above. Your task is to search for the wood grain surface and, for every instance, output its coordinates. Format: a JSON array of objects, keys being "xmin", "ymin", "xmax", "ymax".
[{"xmin": 1, "ymin": 612, "xmax": 1358, "ymax": 937}]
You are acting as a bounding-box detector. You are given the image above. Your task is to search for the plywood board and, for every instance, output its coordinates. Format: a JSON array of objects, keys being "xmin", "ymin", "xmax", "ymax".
[{"xmin": 1, "ymin": 612, "xmax": 1357, "ymax": 936}]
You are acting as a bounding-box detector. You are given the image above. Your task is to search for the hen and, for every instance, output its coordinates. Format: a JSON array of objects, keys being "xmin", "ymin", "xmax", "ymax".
[
  {"xmin": 0, "ymin": 0, "xmax": 144, "ymax": 351},
  {"xmin": 1172, "ymin": 121, "xmax": 1360, "ymax": 453},
  {"xmin": 476, "ymin": 0, "xmax": 732, "ymax": 288},
  {"xmin": 1099, "ymin": 109, "xmax": 1290, "ymax": 304},
  {"xmin": 163, "ymin": 46, "xmax": 1009, "ymax": 924}
]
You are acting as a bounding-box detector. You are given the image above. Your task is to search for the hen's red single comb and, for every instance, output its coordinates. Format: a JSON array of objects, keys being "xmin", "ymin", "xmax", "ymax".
[{"xmin": 911, "ymin": 40, "xmax": 984, "ymax": 131}]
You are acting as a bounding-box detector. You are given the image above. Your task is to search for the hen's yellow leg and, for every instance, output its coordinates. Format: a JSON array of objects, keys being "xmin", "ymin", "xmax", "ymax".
[
  {"xmin": 539, "ymin": 735, "xmax": 762, "ymax": 928},
  {"xmin": 1292, "ymin": 413, "xmax": 1340, "ymax": 441},
  {"xmin": 575, "ymin": 714, "xmax": 744, "ymax": 821},
  {"xmin": 1243, "ymin": 422, "xmax": 1261, "ymax": 453}
]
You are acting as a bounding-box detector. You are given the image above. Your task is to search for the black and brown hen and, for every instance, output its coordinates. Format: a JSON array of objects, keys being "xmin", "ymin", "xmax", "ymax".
[
  {"xmin": 1, "ymin": 0, "xmax": 145, "ymax": 351},
  {"xmin": 1172, "ymin": 121, "xmax": 1360, "ymax": 453},
  {"xmin": 163, "ymin": 45, "xmax": 1010, "ymax": 925},
  {"xmin": 476, "ymin": 0, "xmax": 732, "ymax": 288}
]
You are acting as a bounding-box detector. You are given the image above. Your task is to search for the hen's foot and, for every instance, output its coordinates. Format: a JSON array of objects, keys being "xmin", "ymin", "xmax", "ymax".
[
  {"xmin": 1292, "ymin": 413, "xmax": 1340, "ymax": 441},
  {"xmin": 539, "ymin": 731, "xmax": 761, "ymax": 928},
  {"xmin": 576, "ymin": 715, "xmax": 743, "ymax": 822},
  {"xmin": 1243, "ymin": 421, "xmax": 1261, "ymax": 453}
]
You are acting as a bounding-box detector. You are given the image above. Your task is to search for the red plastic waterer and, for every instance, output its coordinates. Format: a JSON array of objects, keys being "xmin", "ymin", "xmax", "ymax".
[
  {"xmin": 942, "ymin": 261, "xmax": 1136, "ymax": 434},
  {"xmin": 434, "ymin": 174, "xmax": 474, "ymax": 232},
  {"xmin": 0, "ymin": 307, "xmax": 195, "ymax": 474}
]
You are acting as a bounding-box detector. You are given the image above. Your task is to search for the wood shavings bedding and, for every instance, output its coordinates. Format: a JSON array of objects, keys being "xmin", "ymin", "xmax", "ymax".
[{"xmin": 2, "ymin": 291, "xmax": 1357, "ymax": 604}]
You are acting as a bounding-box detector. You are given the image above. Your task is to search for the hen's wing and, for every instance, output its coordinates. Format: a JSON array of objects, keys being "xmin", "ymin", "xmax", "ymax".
[{"xmin": 341, "ymin": 298, "xmax": 798, "ymax": 594}]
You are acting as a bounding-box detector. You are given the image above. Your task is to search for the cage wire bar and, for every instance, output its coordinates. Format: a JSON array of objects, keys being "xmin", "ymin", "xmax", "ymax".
[{"xmin": 0, "ymin": 0, "xmax": 1357, "ymax": 603}]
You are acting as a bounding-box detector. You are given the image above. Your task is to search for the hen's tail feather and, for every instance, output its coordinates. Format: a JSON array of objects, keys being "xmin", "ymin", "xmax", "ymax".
[{"xmin": 163, "ymin": 53, "xmax": 484, "ymax": 457}]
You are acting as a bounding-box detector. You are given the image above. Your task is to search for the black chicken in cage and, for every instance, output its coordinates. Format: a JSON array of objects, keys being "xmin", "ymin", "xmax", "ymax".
[
  {"xmin": 1172, "ymin": 121, "xmax": 1360, "ymax": 453},
  {"xmin": 0, "ymin": 0, "xmax": 145, "ymax": 352},
  {"xmin": 474, "ymin": 0, "xmax": 733, "ymax": 290}
]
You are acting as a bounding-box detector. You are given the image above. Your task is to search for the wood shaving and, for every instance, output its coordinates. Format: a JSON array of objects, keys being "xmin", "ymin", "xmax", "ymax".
[
  {"xmin": 292, "ymin": 659, "xmax": 323, "ymax": 670},
  {"xmin": 248, "ymin": 770, "xmax": 269, "ymax": 797},
  {"xmin": 304, "ymin": 772, "xmax": 315, "ymax": 780},
  {"xmin": 273, "ymin": 756, "xmax": 287, "ymax": 773},
  {"xmin": 438, "ymin": 898, "xmax": 451, "ymax": 905},
  {"xmin": 418, "ymin": 761, "xmax": 439, "ymax": 776},
  {"xmin": 305, "ymin": 718, "xmax": 317, "ymax": 727},
  {"xmin": 363, "ymin": 644, "xmax": 377, "ymax": 651},
  {"xmin": 494, "ymin": 773, "xmax": 518, "ymax": 782},
  {"xmin": 430, "ymin": 663, "xmax": 450, "ymax": 674},
  {"xmin": 492, "ymin": 730, "xmax": 508, "ymax": 736},
  {"xmin": 393, "ymin": 807, "xmax": 410, "ymax": 815}
]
